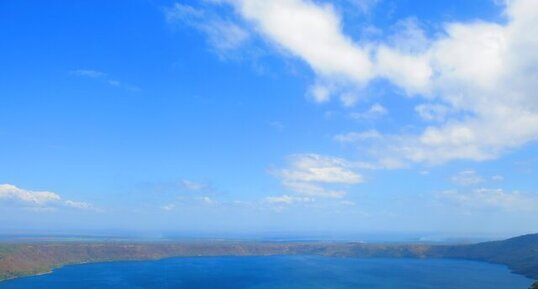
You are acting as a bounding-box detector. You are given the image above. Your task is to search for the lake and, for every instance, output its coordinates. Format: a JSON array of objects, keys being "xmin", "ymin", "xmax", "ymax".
[{"xmin": 0, "ymin": 256, "xmax": 533, "ymax": 289}]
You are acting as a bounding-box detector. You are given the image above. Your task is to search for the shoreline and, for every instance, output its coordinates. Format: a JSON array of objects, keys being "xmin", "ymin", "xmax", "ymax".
[
  {"xmin": 1, "ymin": 233, "xmax": 537, "ymax": 283},
  {"xmin": 0, "ymin": 270, "xmax": 53, "ymax": 283},
  {"xmin": 1, "ymin": 255, "xmax": 536, "ymax": 284}
]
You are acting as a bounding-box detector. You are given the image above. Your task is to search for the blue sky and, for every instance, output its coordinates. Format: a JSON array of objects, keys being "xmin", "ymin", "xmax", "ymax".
[{"xmin": 1, "ymin": 0, "xmax": 538, "ymax": 239}]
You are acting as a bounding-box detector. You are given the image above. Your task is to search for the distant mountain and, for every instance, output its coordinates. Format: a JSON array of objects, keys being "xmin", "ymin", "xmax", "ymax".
[
  {"xmin": 0, "ymin": 233, "xmax": 537, "ymax": 282},
  {"xmin": 427, "ymin": 233, "xmax": 538, "ymax": 279}
]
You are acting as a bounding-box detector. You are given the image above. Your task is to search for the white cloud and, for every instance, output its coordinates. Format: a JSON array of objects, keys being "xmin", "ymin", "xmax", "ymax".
[
  {"xmin": 274, "ymin": 154, "xmax": 363, "ymax": 184},
  {"xmin": 282, "ymin": 181, "xmax": 346, "ymax": 198},
  {"xmin": 334, "ymin": 129, "xmax": 382, "ymax": 143},
  {"xmin": 180, "ymin": 179, "xmax": 207, "ymax": 191},
  {"xmin": 268, "ymin": 121, "xmax": 285, "ymax": 130},
  {"xmin": 165, "ymin": 2, "xmax": 203, "ymax": 19},
  {"xmin": 492, "ymin": 175, "xmax": 504, "ymax": 181},
  {"xmin": 451, "ymin": 170, "xmax": 485, "ymax": 186},
  {"xmin": 234, "ymin": 0, "xmax": 373, "ymax": 88},
  {"xmin": 70, "ymin": 69, "xmax": 107, "ymax": 78},
  {"xmin": 0, "ymin": 184, "xmax": 61, "ymax": 205},
  {"xmin": 419, "ymin": 170, "xmax": 430, "ymax": 176},
  {"xmin": 156, "ymin": 180, "xmax": 222, "ymax": 210},
  {"xmin": 0, "ymin": 184, "xmax": 93, "ymax": 211},
  {"xmin": 307, "ymin": 83, "xmax": 332, "ymax": 103},
  {"xmin": 375, "ymin": 45, "xmax": 432, "ymax": 94},
  {"xmin": 165, "ymin": 3, "xmax": 249, "ymax": 54},
  {"xmin": 264, "ymin": 194, "xmax": 312, "ymax": 205},
  {"xmin": 349, "ymin": 103, "xmax": 388, "ymax": 120},
  {"xmin": 218, "ymin": 0, "xmax": 538, "ymax": 165},
  {"xmin": 161, "ymin": 204, "xmax": 176, "ymax": 211},
  {"xmin": 71, "ymin": 69, "xmax": 139, "ymax": 91},
  {"xmin": 339, "ymin": 200, "xmax": 356, "ymax": 206},
  {"xmin": 346, "ymin": 0, "xmax": 380, "ymax": 14},
  {"xmin": 160, "ymin": 195, "xmax": 218, "ymax": 210},
  {"xmin": 226, "ymin": 0, "xmax": 432, "ymax": 102},
  {"xmin": 437, "ymin": 188, "xmax": 538, "ymax": 212},
  {"xmin": 386, "ymin": 18, "xmax": 431, "ymax": 54},
  {"xmin": 272, "ymin": 154, "xmax": 363, "ymax": 198},
  {"xmin": 64, "ymin": 200, "xmax": 92, "ymax": 210},
  {"xmin": 206, "ymin": 21, "xmax": 250, "ymax": 51},
  {"xmin": 196, "ymin": 196, "xmax": 217, "ymax": 205},
  {"xmin": 415, "ymin": 103, "xmax": 452, "ymax": 122}
]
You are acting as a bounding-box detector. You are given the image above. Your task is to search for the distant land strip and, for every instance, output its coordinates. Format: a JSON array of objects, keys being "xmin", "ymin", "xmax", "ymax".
[{"xmin": 0, "ymin": 233, "xmax": 537, "ymax": 282}]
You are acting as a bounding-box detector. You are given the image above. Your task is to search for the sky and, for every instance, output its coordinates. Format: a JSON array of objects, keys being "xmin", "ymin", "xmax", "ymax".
[{"xmin": 1, "ymin": 0, "xmax": 538, "ymax": 240}]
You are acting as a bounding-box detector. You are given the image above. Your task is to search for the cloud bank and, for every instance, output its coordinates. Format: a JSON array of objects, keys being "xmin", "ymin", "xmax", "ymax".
[{"xmin": 204, "ymin": 0, "xmax": 538, "ymax": 165}]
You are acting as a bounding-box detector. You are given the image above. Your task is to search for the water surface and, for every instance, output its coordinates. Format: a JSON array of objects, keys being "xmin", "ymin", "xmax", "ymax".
[{"xmin": 0, "ymin": 256, "xmax": 533, "ymax": 289}]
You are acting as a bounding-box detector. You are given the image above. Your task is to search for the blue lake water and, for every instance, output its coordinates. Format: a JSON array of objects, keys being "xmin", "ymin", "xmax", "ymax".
[{"xmin": 0, "ymin": 256, "xmax": 533, "ymax": 289}]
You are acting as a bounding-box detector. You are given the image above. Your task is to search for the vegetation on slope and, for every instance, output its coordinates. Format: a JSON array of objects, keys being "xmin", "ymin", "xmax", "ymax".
[
  {"xmin": 0, "ymin": 233, "xmax": 537, "ymax": 282},
  {"xmin": 0, "ymin": 241, "xmax": 438, "ymax": 281},
  {"xmin": 427, "ymin": 234, "xmax": 538, "ymax": 279},
  {"xmin": 0, "ymin": 242, "xmax": 307, "ymax": 280}
]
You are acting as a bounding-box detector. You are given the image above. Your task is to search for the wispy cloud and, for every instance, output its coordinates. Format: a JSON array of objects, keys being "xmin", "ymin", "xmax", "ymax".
[
  {"xmin": 160, "ymin": 203, "xmax": 176, "ymax": 211},
  {"xmin": 0, "ymin": 184, "xmax": 60, "ymax": 205},
  {"xmin": 64, "ymin": 200, "xmax": 93, "ymax": 210},
  {"xmin": 70, "ymin": 69, "xmax": 107, "ymax": 78},
  {"xmin": 334, "ymin": 129, "xmax": 382, "ymax": 143},
  {"xmin": 0, "ymin": 184, "xmax": 96, "ymax": 211},
  {"xmin": 491, "ymin": 175, "xmax": 504, "ymax": 182},
  {"xmin": 347, "ymin": 0, "xmax": 381, "ymax": 14},
  {"xmin": 349, "ymin": 103, "xmax": 388, "ymax": 121},
  {"xmin": 70, "ymin": 69, "xmax": 140, "ymax": 92},
  {"xmin": 415, "ymin": 103, "xmax": 452, "ymax": 123},
  {"xmin": 159, "ymin": 195, "xmax": 221, "ymax": 211},
  {"xmin": 201, "ymin": 0, "xmax": 538, "ymax": 166},
  {"xmin": 165, "ymin": 3, "xmax": 249, "ymax": 56},
  {"xmin": 271, "ymin": 154, "xmax": 363, "ymax": 199},
  {"xmin": 437, "ymin": 188, "xmax": 538, "ymax": 212},
  {"xmin": 451, "ymin": 170, "xmax": 485, "ymax": 186},
  {"xmin": 268, "ymin": 121, "xmax": 285, "ymax": 130},
  {"xmin": 195, "ymin": 196, "xmax": 217, "ymax": 205},
  {"xmin": 154, "ymin": 179, "xmax": 220, "ymax": 211},
  {"xmin": 264, "ymin": 194, "xmax": 313, "ymax": 205},
  {"xmin": 180, "ymin": 179, "xmax": 207, "ymax": 191}
]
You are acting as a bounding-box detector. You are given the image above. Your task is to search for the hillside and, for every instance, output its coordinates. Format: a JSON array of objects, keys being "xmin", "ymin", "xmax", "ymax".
[
  {"xmin": 0, "ymin": 233, "xmax": 537, "ymax": 282},
  {"xmin": 427, "ymin": 234, "xmax": 538, "ymax": 279},
  {"xmin": 0, "ymin": 242, "xmax": 313, "ymax": 281}
]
